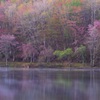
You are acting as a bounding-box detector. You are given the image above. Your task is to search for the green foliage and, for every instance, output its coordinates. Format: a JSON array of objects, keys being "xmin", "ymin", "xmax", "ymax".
[
  {"xmin": 53, "ymin": 48, "xmax": 73, "ymax": 60},
  {"xmin": 77, "ymin": 45, "xmax": 86, "ymax": 54},
  {"xmin": 59, "ymin": 51, "xmax": 67, "ymax": 59},
  {"xmin": 53, "ymin": 50, "xmax": 61, "ymax": 57},
  {"xmin": 70, "ymin": 0, "xmax": 82, "ymax": 7},
  {"xmin": 75, "ymin": 45, "xmax": 86, "ymax": 64},
  {"xmin": 66, "ymin": 0, "xmax": 82, "ymax": 7},
  {"xmin": 64, "ymin": 48, "xmax": 73, "ymax": 56},
  {"xmin": 53, "ymin": 50, "xmax": 64, "ymax": 59}
]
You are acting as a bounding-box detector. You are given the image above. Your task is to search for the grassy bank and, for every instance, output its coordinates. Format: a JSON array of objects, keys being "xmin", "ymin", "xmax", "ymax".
[{"xmin": 0, "ymin": 62, "xmax": 94, "ymax": 68}]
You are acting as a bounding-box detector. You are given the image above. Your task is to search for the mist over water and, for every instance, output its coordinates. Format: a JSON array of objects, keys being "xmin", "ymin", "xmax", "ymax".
[{"xmin": 0, "ymin": 68, "xmax": 100, "ymax": 100}]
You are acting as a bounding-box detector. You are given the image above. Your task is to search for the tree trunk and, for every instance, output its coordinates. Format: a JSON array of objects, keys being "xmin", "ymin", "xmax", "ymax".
[
  {"xmin": 90, "ymin": 47, "xmax": 96, "ymax": 67},
  {"xmin": 91, "ymin": 0, "xmax": 96, "ymax": 24},
  {"xmin": 92, "ymin": 47, "xmax": 96, "ymax": 66},
  {"xmin": 6, "ymin": 57, "xmax": 8, "ymax": 66},
  {"xmin": 82, "ymin": 53, "xmax": 85, "ymax": 66},
  {"xmin": 90, "ymin": 49, "xmax": 93, "ymax": 66},
  {"xmin": 43, "ymin": 34, "xmax": 46, "ymax": 48},
  {"xmin": 12, "ymin": 54, "xmax": 15, "ymax": 62}
]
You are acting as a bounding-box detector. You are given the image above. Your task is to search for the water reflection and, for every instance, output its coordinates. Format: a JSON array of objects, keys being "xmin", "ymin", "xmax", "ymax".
[{"xmin": 0, "ymin": 68, "xmax": 100, "ymax": 100}]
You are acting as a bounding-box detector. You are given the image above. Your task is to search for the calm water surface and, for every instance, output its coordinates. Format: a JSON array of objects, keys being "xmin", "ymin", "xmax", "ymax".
[{"xmin": 0, "ymin": 68, "xmax": 100, "ymax": 100}]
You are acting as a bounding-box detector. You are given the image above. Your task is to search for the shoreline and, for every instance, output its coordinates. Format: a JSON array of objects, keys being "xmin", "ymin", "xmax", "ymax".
[{"xmin": 0, "ymin": 62, "xmax": 99, "ymax": 68}]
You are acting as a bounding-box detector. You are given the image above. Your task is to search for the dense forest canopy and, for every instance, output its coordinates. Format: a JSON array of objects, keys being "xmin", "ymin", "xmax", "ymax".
[{"xmin": 0, "ymin": 0, "xmax": 100, "ymax": 66}]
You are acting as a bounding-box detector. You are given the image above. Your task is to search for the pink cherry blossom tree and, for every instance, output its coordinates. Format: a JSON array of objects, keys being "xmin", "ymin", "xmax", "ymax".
[
  {"xmin": 22, "ymin": 43, "xmax": 37, "ymax": 62},
  {"xmin": 87, "ymin": 20, "xmax": 100, "ymax": 66}
]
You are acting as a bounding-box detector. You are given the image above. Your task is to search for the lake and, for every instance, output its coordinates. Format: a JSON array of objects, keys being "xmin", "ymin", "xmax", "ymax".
[{"xmin": 0, "ymin": 68, "xmax": 100, "ymax": 100}]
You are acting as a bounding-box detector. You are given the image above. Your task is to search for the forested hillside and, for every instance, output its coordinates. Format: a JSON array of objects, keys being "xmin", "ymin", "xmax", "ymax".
[{"xmin": 0, "ymin": 0, "xmax": 100, "ymax": 66}]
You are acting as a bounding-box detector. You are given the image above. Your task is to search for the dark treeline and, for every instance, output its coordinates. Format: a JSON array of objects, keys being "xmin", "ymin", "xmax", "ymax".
[{"xmin": 0, "ymin": 0, "xmax": 100, "ymax": 66}]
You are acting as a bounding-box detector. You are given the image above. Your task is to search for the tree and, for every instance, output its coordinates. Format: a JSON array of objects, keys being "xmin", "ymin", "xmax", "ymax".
[
  {"xmin": 38, "ymin": 46, "xmax": 53, "ymax": 62},
  {"xmin": 22, "ymin": 43, "xmax": 37, "ymax": 62},
  {"xmin": 0, "ymin": 35, "xmax": 17, "ymax": 66},
  {"xmin": 75, "ymin": 45, "xmax": 86, "ymax": 64},
  {"xmin": 87, "ymin": 20, "xmax": 100, "ymax": 66},
  {"xmin": 53, "ymin": 48, "xmax": 73, "ymax": 62}
]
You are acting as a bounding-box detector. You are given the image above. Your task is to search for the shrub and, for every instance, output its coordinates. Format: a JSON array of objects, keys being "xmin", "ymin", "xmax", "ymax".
[
  {"xmin": 74, "ymin": 45, "xmax": 86, "ymax": 64},
  {"xmin": 53, "ymin": 48, "xmax": 73, "ymax": 61}
]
